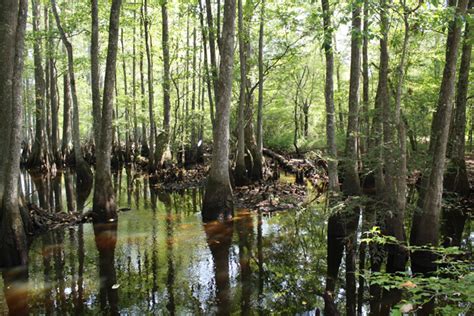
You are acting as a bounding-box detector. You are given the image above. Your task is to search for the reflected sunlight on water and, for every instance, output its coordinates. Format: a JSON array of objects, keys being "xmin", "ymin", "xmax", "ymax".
[{"xmin": 0, "ymin": 169, "xmax": 328, "ymax": 315}]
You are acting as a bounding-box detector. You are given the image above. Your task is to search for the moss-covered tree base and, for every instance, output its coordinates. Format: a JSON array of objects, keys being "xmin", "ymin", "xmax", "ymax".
[{"xmin": 202, "ymin": 177, "xmax": 233, "ymax": 222}]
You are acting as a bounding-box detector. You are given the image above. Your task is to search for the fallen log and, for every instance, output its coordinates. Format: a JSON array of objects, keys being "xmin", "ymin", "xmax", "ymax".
[{"xmin": 263, "ymin": 148, "xmax": 299, "ymax": 173}]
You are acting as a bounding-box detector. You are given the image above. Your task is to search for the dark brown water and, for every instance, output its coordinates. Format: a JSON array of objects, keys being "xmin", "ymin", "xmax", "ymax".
[
  {"xmin": 2, "ymin": 170, "xmax": 472, "ymax": 315},
  {"xmin": 0, "ymin": 170, "xmax": 328, "ymax": 315}
]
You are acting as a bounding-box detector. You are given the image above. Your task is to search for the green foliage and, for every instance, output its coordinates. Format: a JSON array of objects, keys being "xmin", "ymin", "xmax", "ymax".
[{"xmin": 363, "ymin": 228, "xmax": 474, "ymax": 315}]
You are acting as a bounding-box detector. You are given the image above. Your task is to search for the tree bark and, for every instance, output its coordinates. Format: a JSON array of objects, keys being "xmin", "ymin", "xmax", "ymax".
[
  {"xmin": 139, "ymin": 9, "xmax": 148, "ymax": 154},
  {"xmin": 199, "ymin": 0, "xmax": 215, "ymax": 126},
  {"xmin": 0, "ymin": 0, "xmax": 19, "ymax": 202},
  {"xmin": 29, "ymin": 0, "xmax": 48, "ymax": 169},
  {"xmin": 235, "ymin": 0, "xmax": 249, "ymax": 186},
  {"xmin": 254, "ymin": 0, "xmax": 265, "ymax": 181},
  {"xmin": 91, "ymin": 0, "xmax": 101, "ymax": 147},
  {"xmin": 93, "ymin": 0, "xmax": 123, "ymax": 223},
  {"xmin": 442, "ymin": 2, "xmax": 472, "ymax": 247},
  {"xmin": 158, "ymin": 0, "xmax": 171, "ymax": 167},
  {"xmin": 190, "ymin": 25, "xmax": 198, "ymax": 163},
  {"xmin": 52, "ymin": 0, "xmax": 92, "ymax": 186},
  {"xmin": 143, "ymin": 0, "xmax": 156, "ymax": 169},
  {"xmin": 0, "ymin": 0, "xmax": 29, "ymax": 268},
  {"xmin": 205, "ymin": 0, "xmax": 219, "ymax": 104},
  {"xmin": 410, "ymin": 0, "xmax": 469, "ymax": 274},
  {"xmin": 62, "ymin": 73, "xmax": 72, "ymax": 162},
  {"xmin": 321, "ymin": 0, "xmax": 339, "ymax": 192},
  {"xmin": 202, "ymin": 0, "xmax": 236, "ymax": 222},
  {"xmin": 361, "ymin": 0, "xmax": 370, "ymax": 154},
  {"xmin": 48, "ymin": 12, "xmax": 59, "ymax": 165},
  {"xmin": 342, "ymin": 1, "xmax": 361, "ymax": 196},
  {"xmin": 132, "ymin": 9, "xmax": 138, "ymax": 145}
]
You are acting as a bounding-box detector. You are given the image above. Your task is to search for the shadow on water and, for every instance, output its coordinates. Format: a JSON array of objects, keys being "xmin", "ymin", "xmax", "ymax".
[
  {"xmin": 2, "ymin": 168, "xmax": 470, "ymax": 314},
  {"xmin": 4, "ymin": 168, "xmax": 323, "ymax": 314},
  {"xmin": 93, "ymin": 222, "xmax": 119, "ymax": 315}
]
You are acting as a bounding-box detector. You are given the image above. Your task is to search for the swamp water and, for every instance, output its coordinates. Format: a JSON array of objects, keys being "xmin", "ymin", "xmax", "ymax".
[
  {"xmin": 0, "ymin": 170, "xmax": 329, "ymax": 315},
  {"xmin": 1, "ymin": 170, "xmax": 472, "ymax": 315}
]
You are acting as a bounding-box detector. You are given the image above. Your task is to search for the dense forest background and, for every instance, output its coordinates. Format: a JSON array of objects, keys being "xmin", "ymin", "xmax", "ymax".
[{"xmin": 0, "ymin": 0, "xmax": 473, "ymax": 314}]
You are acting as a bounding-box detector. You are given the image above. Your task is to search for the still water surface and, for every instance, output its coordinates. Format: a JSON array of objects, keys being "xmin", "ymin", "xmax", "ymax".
[{"xmin": 0, "ymin": 170, "xmax": 328, "ymax": 315}]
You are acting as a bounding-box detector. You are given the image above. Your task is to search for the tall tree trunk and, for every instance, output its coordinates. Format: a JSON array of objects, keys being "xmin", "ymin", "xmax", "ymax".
[
  {"xmin": 334, "ymin": 39, "xmax": 344, "ymax": 133},
  {"xmin": 52, "ymin": 0, "xmax": 93, "ymax": 186},
  {"xmin": 62, "ymin": 73, "xmax": 72, "ymax": 161},
  {"xmin": 132, "ymin": 9, "xmax": 138, "ymax": 146},
  {"xmin": 442, "ymin": 2, "xmax": 472, "ymax": 247},
  {"xmin": 254, "ymin": 0, "xmax": 265, "ymax": 181},
  {"xmin": 342, "ymin": 2, "xmax": 362, "ymax": 196},
  {"xmin": 191, "ymin": 25, "xmax": 198, "ymax": 163},
  {"xmin": 410, "ymin": 0, "xmax": 469, "ymax": 274},
  {"xmin": 321, "ymin": 0, "xmax": 339, "ymax": 192},
  {"xmin": 121, "ymin": 28, "xmax": 131, "ymax": 163},
  {"xmin": 157, "ymin": 0, "xmax": 171, "ymax": 168},
  {"xmin": 202, "ymin": 0, "xmax": 237, "ymax": 222},
  {"xmin": 0, "ymin": 0, "xmax": 29, "ymax": 268},
  {"xmin": 361, "ymin": 0, "xmax": 370, "ymax": 154},
  {"xmin": 49, "ymin": 10, "xmax": 59, "ymax": 165},
  {"xmin": 235, "ymin": 0, "xmax": 249, "ymax": 186},
  {"xmin": 91, "ymin": 0, "xmax": 101, "ymax": 147},
  {"xmin": 384, "ymin": 4, "xmax": 414, "ymax": 274},
  {"xmin": 93, "ymin": 0, "xmax": 123, "ymax": 222},
  {"xmin": 143, "ymin": 0, "xmax": 156, "ymax": 169},
  {"xmin": 30, "ymin": 0, "xmax": 47, "ymax": 169},
  {"xmin": 199, "ymin": 0, "xmax": 215, "ymax": 126},
  {"xmin": 139, "ymin": 9, "xmax": 148, "ymax": 154},
  {"xmin": 205, "ymin": 0, "xmax": 219, "ymax": 104},
  {"xmin": 242, "ymin": 0, "xmax": 259, "ymax": 181},
  {"xmin": 0, "ymin": 1, "xmax": 18, "ymax": 201},
  {"xmin": 343, "ymin": 3, "xmax": 362, "ymax": 316}
]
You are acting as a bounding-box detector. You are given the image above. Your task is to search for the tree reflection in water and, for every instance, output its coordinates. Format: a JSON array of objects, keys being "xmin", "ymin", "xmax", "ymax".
[
  {"xmin": 1, "ymin": 169, "xmax": 435, "ymax": 314},
  {"xmin": 204, "ymin": 219, "xmax": 233, "ymax": 316},
  {"xmin": 93, "ymin": 221, "xmax": 119, "ymax": 315}
]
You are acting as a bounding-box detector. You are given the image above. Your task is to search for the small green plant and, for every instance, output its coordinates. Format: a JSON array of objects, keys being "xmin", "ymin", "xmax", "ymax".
[{"xmin": 363, "ymin": 228, "xmax": 473, "ymax": 315}]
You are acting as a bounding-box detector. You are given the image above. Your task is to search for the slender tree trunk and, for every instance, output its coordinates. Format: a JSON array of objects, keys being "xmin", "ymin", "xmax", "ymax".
[
  {"xmin": 49, "ymin": 11, "xmax": 59, "ymax": 165},
  {"xmin": 157, "ymin": 0, "xmax": 171, "ymax": 167},
  {"xmin": 254, "ymin": 0, "xmax": 265, "ymax": 181},
  {"xmin": 384, "ymin": 6, "xmax": 413, "ymax": 274},
  {"xmin": 121, "ymin": 28, "xmax": 131, "ymax": 163},
  {"xmin": 62, "ymin": 73, "xmax": 72, "ymax": 161},
  {"xmin": 143, "ymin": 0, "xmax": 155, "ymax": 169},
  {"xmin": 132, "ymin": 9, "xmax": 138, "ymax": 146},
  {"xmin": 334, "ymin": 39, "xmax": 344, "ymax": 133},
  {"xmin": 91, "ymin": 0, "xmax": 101, "ymax": 147},
  {"xmin": 202, "ymin": 0, "xmax": 237, "ymax": 222},
  {"xmin": 139, "ymin": 10, "xmax": 148, "ymax": 154},
  {"xmin": 362, "ymin": 0, "xmax": 370, "ymax": 154},
  {"xmin": 410, "ymin": 0, "xmax": 469, "ymax": 274},
  {"xmin": 205, "ymin": 0, "xmax": 219, "ymax": 104},
  {"xmin": 52, "ymin": 0, "xmax": 92, "ymax": 186},
  {"xmin": 321, "ymin": 0, "xmax": 339, "ymax": 192},
  {"xmin": 30, "ymin": 0, "xmax": 47, "ymax": 169},
  {"xmin": 235, "ymin": 0, "xmax": 249, "ymax": 186},
  {"xmin": 343, "ymin": 4, "xmax": 362, "ymax": 316},
  {"xmin": 199, "ymin": 0, "xmax": 215, "ymax": 126},
  {"xmin": 242, "ymin": 1, "xmax": 259, "ymax": 181},
  {"xmin": 191, "ymin": 25, "xmax": 198, "ymax": 163},
  {"xmin": 0, "ymin": 0, "xmax": 29, "ymax": 268},
  {"xmin": 442, "ymin": 2, "xmax": 472, "ymax": 246},
  {"xmin": 342, "ymin": 2, "xmax": 362, "ymax": 196},
  {"xmin": 93, "ymin": 0, "xmax": 123, "ymax": 222}
]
